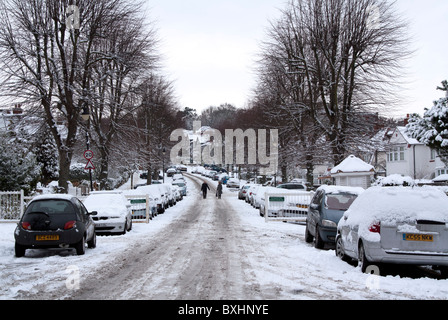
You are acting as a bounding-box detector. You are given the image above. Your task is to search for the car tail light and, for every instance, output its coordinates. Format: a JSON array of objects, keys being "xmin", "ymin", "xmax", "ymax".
[
  {"xmin": 64, "ymin": 221, "xmax": 76, "ymax": 230},
  {"xmin": 22, "ymin": 222, "xmax": 31, "ymax": 230},
  {"xmin": 369, "ymin": 222, "xmax": 381, "ymax": 234}
]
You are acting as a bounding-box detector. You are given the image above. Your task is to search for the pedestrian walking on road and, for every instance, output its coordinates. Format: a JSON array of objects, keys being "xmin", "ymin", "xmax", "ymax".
[
  {"xmin": 201, "ymin": 182, "xmax": 210, "ymax": 199},
  {"xmin": 216, "ymin": 181, "xmax": 223, "ymax": 199}
]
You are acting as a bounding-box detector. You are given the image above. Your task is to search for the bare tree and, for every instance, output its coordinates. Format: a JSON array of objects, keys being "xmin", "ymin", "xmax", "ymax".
[
  {"xmin": 0, "ymin": 0, "xmax": 138, "ymax": 192},
  {"xmin": 84, "ymin": 1, "xmax": 160, "ymax": 189},
  {"xmin": 256, "ymin": 0, "xmax": 411, "ymax": 166}
]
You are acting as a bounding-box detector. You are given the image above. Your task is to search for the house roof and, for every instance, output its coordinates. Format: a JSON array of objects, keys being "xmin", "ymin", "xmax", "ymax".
[
  {"xmin": 395, "ymin": 126, "xmax": 422, "ymax": 145},
  {"xmin": 331, "ymin": 155, "xmax": 375, "ymax": 174}
]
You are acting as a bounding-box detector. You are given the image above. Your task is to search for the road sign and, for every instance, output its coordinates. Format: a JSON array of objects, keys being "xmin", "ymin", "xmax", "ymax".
[
  {"xmin": 85, "ymin": 160, "xmax": 95, "ymax": 170},
  {"xmin": 84, "ymin": 150, "xmax": 94, "ymax": 160}
]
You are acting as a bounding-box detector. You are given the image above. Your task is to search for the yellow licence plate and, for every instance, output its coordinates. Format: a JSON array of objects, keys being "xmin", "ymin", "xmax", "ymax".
[
  {"xmin": 403, "ymin": 233, "xmax": 433, "ymax": 242},
  {"xmin": 36, "ymin": 235, "xmax": 59, "ymax": 241}
]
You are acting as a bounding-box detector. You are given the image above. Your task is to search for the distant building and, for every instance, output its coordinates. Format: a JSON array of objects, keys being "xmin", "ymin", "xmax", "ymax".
[
  {"xmin": 386, "ymin": 126, "xmax": 448, "ymax": 180},
  {"xmin": 0, "ymin": 105, "xmax": 24, "ymax": 133},
  {"xmin": 330, "ymin": 155, "xmax": 375, "ymax": 189}
]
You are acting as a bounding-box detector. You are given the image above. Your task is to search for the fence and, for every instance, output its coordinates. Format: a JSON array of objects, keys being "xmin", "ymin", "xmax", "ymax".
[
  {"xmin": 125, "ymin": 195, "xmax": 153, "ymax": 224},
  {"xmin": 264, "ymin": 191, "xmax": 313, "ymax": 223},
  {"xmin": 0, "ymin": 191, "xmax": 34, "ymax": 222}
]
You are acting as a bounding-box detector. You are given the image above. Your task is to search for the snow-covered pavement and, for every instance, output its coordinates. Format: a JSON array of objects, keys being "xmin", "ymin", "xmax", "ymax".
[{"xmin": 1, "ymin": 174, "xmax": 448, "ymax": 300}]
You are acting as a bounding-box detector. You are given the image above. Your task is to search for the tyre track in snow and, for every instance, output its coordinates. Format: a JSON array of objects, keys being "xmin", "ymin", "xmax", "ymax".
[{"xmin": 59, "ymin": 173, "xmax": 254, "ymax": 300}]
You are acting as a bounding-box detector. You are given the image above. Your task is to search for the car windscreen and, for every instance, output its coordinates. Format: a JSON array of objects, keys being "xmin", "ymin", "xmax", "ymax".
[
  {"xmin": 325, "ymin": 193, "xmax": 358, "ymax": 211},
  {"xmin": 173, "ymin": 183, "xmax": 185, "ymax": 187},
  {"xmin": 23, "ymin": 200, "xmax": 77, "ymax": 230}
]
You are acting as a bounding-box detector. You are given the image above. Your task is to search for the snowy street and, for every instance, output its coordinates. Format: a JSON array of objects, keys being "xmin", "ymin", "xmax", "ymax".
[{"xmin": 1, "ymin": 174, "xmax": 448, "ymax": 301}]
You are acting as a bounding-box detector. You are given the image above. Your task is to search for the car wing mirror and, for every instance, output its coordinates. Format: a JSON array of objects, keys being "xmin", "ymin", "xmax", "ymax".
[{"xmin": 89, "ymin": 211, "xmax": 98, "ymax": 216}]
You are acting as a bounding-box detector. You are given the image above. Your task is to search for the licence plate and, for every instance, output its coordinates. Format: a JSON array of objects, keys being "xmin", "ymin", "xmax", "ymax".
[
  {"xmin": 36, "ymin": 235, "xmax": 59, "ymax": 241},
  {"xmin": 403, "ymin": 233, "xmax": 433, "ymax": 242}
]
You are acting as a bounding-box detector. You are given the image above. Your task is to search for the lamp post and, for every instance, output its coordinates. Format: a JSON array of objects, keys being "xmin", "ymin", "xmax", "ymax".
[{"xmin": 81, "ymin": 107, "xmax": 94, "ymax": 192}]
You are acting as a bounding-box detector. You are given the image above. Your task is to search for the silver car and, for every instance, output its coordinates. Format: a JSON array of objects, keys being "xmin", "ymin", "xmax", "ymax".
[
  {"xmin": 336, "ymin": 187, "xmax": 448, "ymax": 277},
  {"xmin": 83, "ymin": 191, "xmax": 133, "ymax": 235}
]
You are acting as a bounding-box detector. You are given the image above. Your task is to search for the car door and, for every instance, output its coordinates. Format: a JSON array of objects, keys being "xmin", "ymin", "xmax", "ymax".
[
  {"xmin": 75, "ymin": 199, "xmax": 95, "ymax": 240},
  {"xmin": 308, "ymin": 190, "xmax": 324, "ymax": 236},
  {"xmin": 339, "ymin": 211, "xmax": 357, "ymax": 257}
]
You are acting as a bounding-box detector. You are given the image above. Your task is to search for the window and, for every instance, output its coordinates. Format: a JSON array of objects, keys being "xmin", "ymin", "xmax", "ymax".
[
  {"xmin": 431, "ymin": 149, "xmax": 437, "ymax": 161},
  {"xmin": 388, "ymin": 146, "xmax": 405, "ymax": 162}
]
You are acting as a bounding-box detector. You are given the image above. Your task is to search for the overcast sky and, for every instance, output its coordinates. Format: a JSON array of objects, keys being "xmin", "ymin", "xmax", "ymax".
[{"xmin": 147, "ymin": 0, "xmax": 448, "ymax": 118}]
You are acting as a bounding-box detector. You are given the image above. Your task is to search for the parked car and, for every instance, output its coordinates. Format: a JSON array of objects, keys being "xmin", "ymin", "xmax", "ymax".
[
  {"xmin": 135, "ymin": 185, "xmax": 166, "ymax": 214},
  {"xmin": 238, "ymin": 184, "xmax": 251, "ymax": 200},
  {"xmin": 14, "ymin": 194, "xmax": 97, "ymax": 257},
  {"xmin": 245, "ymin": 184, "xmax": 260, "ymax": 203},
  {"xmin": 171, "ymin": 185, "xmax": 183, "ymax": 202},
  {"xmin": 172, "ymin": 174, "xmax": 185, "ymax": 182},
  {"xmin": 159, "ymin": 183, "xmax": 176, "ymax": 207},
  {"xmin": 257, "ymin": 186, "xmax": 281, "ymax": 217},
  {"xmin": 122, "ymin": 189, "xmax": 157, "ymax": 220},
  {"xmin": 226, "ymin": 178, "xmax": 240, "ymax": 189},
  {"xmin": 305, "ymin": 186, "xmax": 364, "ymax": 248},
  {"xmin": 336, "ymin": 187, "xmax": 448, "ymax": 276},
  {"xmin": 172, "ymin": 181, "xmax": 187, "ymax": 196},
  {"xmin": 277, "ymin": 182, "xmax": 307, "ymax": 191},
  {"xmin": 166, "ymin": 168, "xmax": 177, "ymax": 177},
  {"xmin": 83, "ymin": 191, "xmax": 132, "ymax": 235}
]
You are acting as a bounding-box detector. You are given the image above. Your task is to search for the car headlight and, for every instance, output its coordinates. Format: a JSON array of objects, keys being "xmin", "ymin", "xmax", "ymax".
[{"xmin": 322, "ymin": 220, "xmax": 337, "ymax": 228}]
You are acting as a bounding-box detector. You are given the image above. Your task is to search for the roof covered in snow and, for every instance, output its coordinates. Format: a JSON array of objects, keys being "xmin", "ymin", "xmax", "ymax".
[{"xmin": 331, "ymin": 155, "xmax": 375, "ymax": 174}]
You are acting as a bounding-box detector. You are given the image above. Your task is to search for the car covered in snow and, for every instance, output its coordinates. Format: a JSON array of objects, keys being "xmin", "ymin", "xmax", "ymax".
[
  {"xmin": 238, "ymin": 184, "xmax": 251, "ymax": 200},
  {"xmin": 14, "ymin": 194, "xmax": 97, "ymax": 257},
  {"xmin": 226, "ymin": 178, "xmax": 240, "ymax": 189},
  {"xmin": 83, "ymin": 191, "xmax": 132, "ymax": 235},
  {"xmin": 336, "ymin": 187, "xmax": 448, "ymax": 276},
  {"xmin": 172, "ymin": 180, "xmax": 187, "ymax": 196},
  {"xmin": 135, "ymin": 185, "xmax": 167, "ymax": 213},
  {"xmin": 305, "ymin": 185, "xmax": 364, "ymax": 248}
]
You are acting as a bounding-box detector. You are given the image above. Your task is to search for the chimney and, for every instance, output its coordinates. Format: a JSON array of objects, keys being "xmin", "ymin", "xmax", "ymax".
[{"xmin": 404, "ymin": 114, "xmax": 410, "ymax": 126}]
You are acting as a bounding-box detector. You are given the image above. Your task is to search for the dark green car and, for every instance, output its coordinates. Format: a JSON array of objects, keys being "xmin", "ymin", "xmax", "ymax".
[{"xmin": 305, "ymin": 186, "xmax": 363, "ymax": 249}]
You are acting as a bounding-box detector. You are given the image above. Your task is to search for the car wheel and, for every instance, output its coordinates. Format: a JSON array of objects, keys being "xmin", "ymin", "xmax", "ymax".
[
  {"xmin": 128, "ymin": 219, "xmax": 133, "ymax": 231},
  {"xmin": 335, "ymin": 236, "xmax": 349, "ymax": 262},
  {"xmin": 358, "ymin": 242, "xmax": 371, "ymax": 273},
  {"xmin": 304, "ymin": 222, "xmax": 313, "ymax": 243},
  {"xmin": 15, "ymin": 243, "xmax": 26, "ymax": 258},
  {"xmin": 314, "ymin": 225, "xmax": 324, "ymax": 249},
  {"xmin": 75, "ymin": 236, "xmax": 86, "ymax": 255},
  {"xmin": 87, "ymin": 232, "xmax": 96, "ymax": 248}
]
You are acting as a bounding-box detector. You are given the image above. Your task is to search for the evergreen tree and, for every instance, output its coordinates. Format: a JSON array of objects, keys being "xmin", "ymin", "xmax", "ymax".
[
  {"xmin": 407, "ymin": 81, "xmax": 448, "ymax": 165},
  {"xmin": 0, "ymin": 134, "xmax": 41, "ymax": 194}
]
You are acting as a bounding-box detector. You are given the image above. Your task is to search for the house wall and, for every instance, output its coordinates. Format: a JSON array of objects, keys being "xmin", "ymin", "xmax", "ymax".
[
  {"xmin": 333, "ymin": 173, "xmax": 373, "ymax": 189},
  {"xmin": 386, "ymin": 127, "xmax": 447, "ymax": 179}
]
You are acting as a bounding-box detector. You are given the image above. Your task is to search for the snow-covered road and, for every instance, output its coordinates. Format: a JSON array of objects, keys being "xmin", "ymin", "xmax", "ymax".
[{"xmin": 1, "ymin": 174, "xmax": 448, "ymax": 300}]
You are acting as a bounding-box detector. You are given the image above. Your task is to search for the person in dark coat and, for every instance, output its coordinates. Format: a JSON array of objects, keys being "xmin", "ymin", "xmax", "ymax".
[
  {"xmin": 216, "ymin": 181, "xmax": 223, "ymax": 199},
  {"xmin": 201, "ymin": 182, "xmax": 210, "ymax": 199}
]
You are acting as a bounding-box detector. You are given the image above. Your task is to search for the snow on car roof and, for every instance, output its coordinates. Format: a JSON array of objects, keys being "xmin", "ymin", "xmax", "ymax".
[
  {"xmin": 341, "ymin": 186, "xmax": 448, "ymax": 242},
  {"xmin": 344, "ymin": 186, "xmax": 448, "ymax": 226},
  {"xmin": 83, "ymin": 192, "xmax": 129, "ymax": 216},
  {"xmin": 31, "ymin": 194, "xmax": 76, "ymax": 202},
  {"xmin": 317, "ymin": 185, "xmax": 365, "ymax": 195}
]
